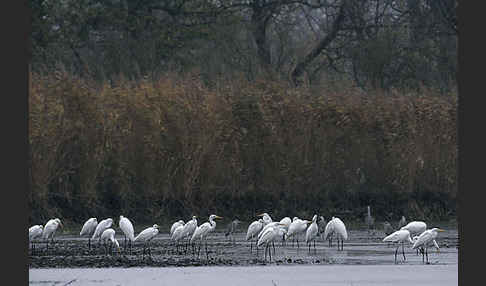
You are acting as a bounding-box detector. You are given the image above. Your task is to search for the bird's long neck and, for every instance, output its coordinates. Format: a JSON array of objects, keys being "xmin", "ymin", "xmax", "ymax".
[{"xmin": 367, "ymin": 206, "xmax": 371, "ymax": 216}]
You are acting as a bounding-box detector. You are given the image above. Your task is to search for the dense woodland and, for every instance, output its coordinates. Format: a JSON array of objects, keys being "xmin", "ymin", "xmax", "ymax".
[{"xmin": 29, "ymin": 0, "xmax": 457, "ymax": 225}]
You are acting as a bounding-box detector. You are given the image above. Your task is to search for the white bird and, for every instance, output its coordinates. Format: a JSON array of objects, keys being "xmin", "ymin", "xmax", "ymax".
[
  {"xmin": 170, "ymin": 220, "xmax": 185, "ymax": 237},
  {"xmin": 29, "ymin": 225, "xmax": 43, "ymax": 255},
  {"xmin": 246, "ymin": 218, "xmax": 264, "ymax": 252},
  {"xmin": 91, "ymin": 218, "xmax": 114, "ymax": 242},
  {"xmin": 42, "ymin": 218, "xmax": 63, "ymax": 252},
  {"xmin": 332, "ymin": 217, "xmax": 348, "ymax": 250},
  {"xmin": 80, "ymin": 218, "xmax": 98, "ymax": 250},
  {"xmin": 257, "ymin": 223, "xmax": 287, "ymax": 261},
  {"xmin": 119, "ymin": 215, "xmax": 135, "ymax": 253},
  {"xmin": 279, "ymin": 217, "xmax": 291, "ymax": 231},
  {"xmin": 257, "ymin": 213, "xmax": 273, "ymax": 225},
  {"xmin": 100, "ymin": 228, "xmax": 121, "ymax": 255},
  {"xmin": 190, "ymin": 214, "xmax": 223, "ymax": 257},
  {"xmin": 134, "ymin": 224, "xmax": 160, "ymax": 258},
  {"xmin": 171, "ymin": 224, "xmax": 185, "ymax": 252},
  {"xmin": 180, "ymin": 216, "xmax": 198, "ymax": 252},
  {"xmin": 323, "ymin": 217, "xmax": 336, "ymax": 247},
  {"xmin": 286, "ymin": 218, "xmax": 311, "ymax": 248},
  {"xmin": 401, "ymin": 221, "xmax": 427, "ymax": 236},
  {"xmin": 412, "ymin": 228, "xmax": 445, "ymax": 264},
  {"xmin": 305, "ymin": 215, "xmax": 319, "ymax": 253},
  {"xmin": 383, "ymin": 229, "xmax": 413, "ymax": 263}
]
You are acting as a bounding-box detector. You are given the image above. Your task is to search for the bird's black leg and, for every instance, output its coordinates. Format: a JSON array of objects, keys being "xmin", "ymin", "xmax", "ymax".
[
  {"xmin": 314, "ymin": 240, "xmax": 316, "ymax": 253},
  {"xmin": 425, "ymin": 247, "xmax": 429, "ymax": 264},
  {"xmin": 272, "ymin": 242, "xmax": 275, "ymax": 254},
  {"xmin": 394, "ymin": 245, "xmax": 399, "ymax": 263},
  {"xmin": 402, "ymin": 243, "xmax": 406, "ymax": 261},
  {"xmin": 269, "ymin": 244, "xmax": 272, "ymax": 261}
]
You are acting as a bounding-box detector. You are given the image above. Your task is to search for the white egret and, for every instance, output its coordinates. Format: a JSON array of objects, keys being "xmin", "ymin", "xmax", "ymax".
[
  {"xmin": 246, "ymin": 218, "xmax": 264, "ymax": 252},
  {"xmin": 171, "ymin": 224, "xmax": 185, "ymax": 252},
  {"xmin": 412, "ymin": 228, "xmax": 445, "ymax": 264},
  {"xmin": 383, "ymin": 229, "xmax": 413, "ymax": 263},
  {"xmin": 305, "ymin": 215, "xmax": 319, "ymax": 253},
  {"xmin": 29, "ymin": 225, "xmax": 43, "ymax": 255},
  {"xmin": 332, "ymin": 217, "xmax": 348, "ymax": 250},
  {"xmin": 400, "ymin": 221, "xmax": 427, "ymax": 236},
  {"xmin": 190, "ymin": 214, "xmax": 223, "ymax": 257},
  {"xmin": 257, "ymin": 213, "xmax": 273, "ymax": 225},
  {"xmin": 323, "ymin": 217, "xmax": 336, "ymax": 247},
  {"xmin": 225, "ymin": 219, "xmax": 242, "ymax": 244},
  {"xmin": 181, "ymin": 216, "xmax": 198, "ymax": 253},
  {"xmin": 42, "ymin": 218, "xmax": 63, "ymax": 252},
  {"xmin": 257, "ymin": 223, "xmax": 287, "ymax": 261},
  {"xmin": 91, "ymin": 218, "xmax": 114, "ymax": 242},
  {"xmin": 286, "ymin": 218, "xmax": 311, "ymax": 248},
  {"xmin": 134, "ymin": 224, "xmax": 160, "ymax": 259},
  {"xmin": 100, "ymin": 228, "xmax": 121, "ymax": 255},
  {"xmin": 80, "ymin": 217, "xmax": 98, "ymax": 250},
  {"xmin": 119, "ymin": 215, "xmax": 135, "ymax": 253},
  {"xmin": 170, "ymin": 220, "xmax": 185, "ymax": 237},
  {"xmin": 278, "ymin": 217, "xmax": 291, "ymax": 246}
]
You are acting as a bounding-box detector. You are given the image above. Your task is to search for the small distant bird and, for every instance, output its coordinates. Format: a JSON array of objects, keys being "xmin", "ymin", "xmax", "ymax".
[
  {"xmin": 398, "ymin": 216, "xmax": 407, "ymax": 229},
  {"xmin": 170, "ymin": 220, "xmax": 185, "ymax": 237},
  {"xmin": 91, "ymin": 218, "xmax": 114, "ymax": 243},
  {"xmin": 134, "ymin": 224, "xmax": 160, "ymax": 259},
  {"xmin": 225, "ymin": 218, "xmax": 242, "ymax": 244},
  {"xmin": 305, "ymin": 215, "xmax": 319, "ymax": 253},
  {"xmin": 412, "ymin": 228, "xmax": 445, "ymax": 264},
  {"xmin": 100, "ymin": 228, "xmax": 121, "ymax": 255},
  {"xmin": 383, "ymin": 221, "xmax": 394, "ymax": 236},
  {"xmin": 119, "ymin": 215, "xmax": 135, "ymax": 253},
  {"xmin": 365, "ymin": 206, "xmax": 375, "ymax": 236},
  {"xmin": 382, "ymin": 229, "xmax": 413, "ymax": 263},
  {"xmin": 29, "ymin": 225, "xmax": 43, "ymax": 255},
  {"xmin": 42, "ymin": 218, "xmax": 63, "ymax": 252},
  {"xmin": 246, "ymin": 218, "xmax": 264, "ymax": 252},
  {"xmin": 80, "ymin": 218, "xmax": 98, "ymax": 250}
]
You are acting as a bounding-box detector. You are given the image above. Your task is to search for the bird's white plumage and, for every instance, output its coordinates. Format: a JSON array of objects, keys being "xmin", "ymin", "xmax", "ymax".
[
  {"xmin": 29, "ymin": 225, "xmax": 43, "ymax": 241},
  {"xmin": 323, "ymin": 217, "xmax": 335, "ymax": 241},
  {"xmin": 42, "ymin": 218, "xmax": 62, "ymax": 240},
  {"xmin": 181, "ymin": 216, "xmax": 198, "ymax": 240},
  {"xmin": 92, "ymin": 218, "xmax": 113, "ymax": 240},
  {"xmin": 305, "ymin": 215, "xmax": 319, "ymax": 243},
  {"xmin": 412, "ymin": 228, "xmax": 443, "ymax": 250},
  {"xmin": 119, "ymin": 215, "xmax": 135, "ymax": 241},
  {"xmin": 258, "ymin": 225, "xmax": 286, "ymax": 247},
  {"xmin": 134, "ymin": 224, "xmax": 159, "ymax": 242},
  {"xmin": 279, "ymin": 217, "xmax": 291, "ymax": 231},
  {"xmin": 401, "ymin": 221, "xmax": 427, "ymax": 235},
  {"xmin": 258, "ymin": 213, "xmax": 273, "ymax": 225},
  {"xmin": 287, "ymin": 218, "xmax": 309, "ymax": 238},
  {"xmin": 80, "ymin": 218, "xmax": 98, "ymax": 236},
  {"xmin": 190, "ymin": 215, "xmax": 221, "ymax": 243},
  {"xmin": 170, "ymin": 220, "xmax": 185, "ymax": 237},
  {"xmin": 100, "ymin": 228, "xmax": 120, "ymax": 250},
  {"xmin": 258, "ymin": 222, "xmax": 281, "ymax": 239},
  {"xmin": 383, "ymin": 229, "xmax": 413, "ymax": 243},
  {"xmin": 171, "ymin": 225, "xmax": 185, "ymax": 242},
  {"xmin": 246, "ymin": 219, "xmax": 264, "ymax": 241},
  {"xmin": 333, "ymin": 217, "xmax": 348, "ymax": 240}
]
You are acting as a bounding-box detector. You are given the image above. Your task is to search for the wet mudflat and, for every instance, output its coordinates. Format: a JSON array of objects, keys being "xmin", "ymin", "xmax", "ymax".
[{"xmin": 29, "ymin": 224, "xmax": 458, "ymax": 285}]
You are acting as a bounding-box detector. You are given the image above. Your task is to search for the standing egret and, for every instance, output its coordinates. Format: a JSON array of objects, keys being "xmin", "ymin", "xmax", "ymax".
[
  {"xmin": 80, "ymin": 218, "xmax": 98, "ymax": 251},
  {"xmin": 365, "ymin": 206, "xmax": 375, "ymax": 237},
  {"xmin": 398, "ymin": 216, "xmax": 407, "ymax": 229},
  {"xmin": 190, "ymin": 214, "xmax": 223, "ymax": 258},
  {"xmin": 412, "ymin": 228, "xmax": 445, "ymax": 264},
  {"xmin": 181, "ymin": 216, "xmax": 198, "ymax": 253},
  {"xmin": 323, "ymin": 217, "xmax": 335, "ymax": 247},
  {"xmin": 225, "ymin": 218, "xmax": 242, "ymax": 245},
  {"xmin": 134, "ymin": 224, "xmax": 160, "ymax": 259},
  {"xmin": 29, "ymin": 225, "xmax": 43, "ymax": 255},
  {"xmin": 100, "ymin": 228, "xmax": 121, "ymax": 255},
  {"xmin": 382, "ymin": 229, "xmax": 413, "ymax": 263},
  {"xmin": 246, "ymin": 218, "xmax": 264, "ymax": 252},
  {"xmin": 332, "ymin": 217, "xmax": 348, "ymax": 251},
  {"xmin": 119, "ymin": 215, "xmax": 135, "ymax": 253},
  {"xmin": 257, "ymin": 223, "xmax": 287, "ymax": 261},
  {"xmin": 42, "ymin": 218, "xmax": 63, "ymax": 252},
  {"xmin": 171, "ymin": 224, "xmax": 185, "ymax": 253},
  {"xmin": 279, "ymin": 217, "xmax": 291, "ymax": 245},
  {"xmin": 286, "ymin": 218, "xmax": 311, "ymax": 248},
  {"xmin": 257, "ymin": 213, "xmax": 273, "ymax": 225},
  {"xmin": 305, "ymin": 215, "xmax": 319, "ymax": 253},
  {"xmin": 170, "ymin": 220, "xmax": 185, "ymax": 237}
]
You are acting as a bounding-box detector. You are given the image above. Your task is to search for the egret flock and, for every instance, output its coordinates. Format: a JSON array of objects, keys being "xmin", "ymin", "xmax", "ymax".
[{"xmin": 29, "ymin": 212, "xmax": 446, "ymax": 264}]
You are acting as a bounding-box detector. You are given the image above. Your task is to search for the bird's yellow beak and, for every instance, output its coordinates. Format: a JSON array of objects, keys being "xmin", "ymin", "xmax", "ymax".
[
  {"xmin": 306, "ymin": 221, "xmax": 312, "ymax": 224},
  {"xmin": 438, "ymin": 229, "xmax": 445, "ymax": 232},
  {"xmin": 215, "ymin": 216, "xmax": 223, "ymax": 219},
  {"xmin": 257, "ymin": 213, "xmax": 264, "ymax": 217}
]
